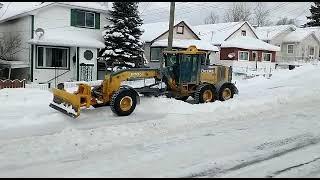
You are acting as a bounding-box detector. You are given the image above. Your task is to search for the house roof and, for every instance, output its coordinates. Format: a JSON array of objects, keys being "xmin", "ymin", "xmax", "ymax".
[
  {"xmin": 28, "ymin": 30, "xmax": 105, "ymax": 48},
  {"xmin": 0, "ymin": 2, "xmax": 108, "ymax": 23},
  {"xmin": 151, "ymin": 39, "xmax": 219, "ymax": 52},
  {"xmin": 282, "ymin": 28, "xmax": 320, "ymax": 43},
  {"xmin": 255, "ymin": 25, "xmax": 297, "ymax": 41},
  {"xmin": 140, "ymin": 20, "xmax": 200, "ymax": 42},
  {"xmin": 302, "ymin": 26, "xmax": 320, "ymax": 40},
  {"xmin": 221, "ymin": 36, "xmax": 281, "ymax": 51},
  {"xmin": 192, "ymin": 21, "xmax": 258, "ymax": 45}
]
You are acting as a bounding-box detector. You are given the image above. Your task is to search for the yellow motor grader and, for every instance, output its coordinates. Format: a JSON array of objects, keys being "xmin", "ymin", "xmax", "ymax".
[{"xmin": 49, "ymin": 46, "xmax": 238, "ymax": 118}]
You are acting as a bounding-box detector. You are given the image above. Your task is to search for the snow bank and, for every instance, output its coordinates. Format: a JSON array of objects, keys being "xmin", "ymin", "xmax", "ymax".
[{"xmin": 1, "ymin": 64, "xmax": 320, "ymax": 177}]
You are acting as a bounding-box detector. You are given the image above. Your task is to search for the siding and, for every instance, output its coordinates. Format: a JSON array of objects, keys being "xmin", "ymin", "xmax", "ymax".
[
  {"xmin": 220, "ymin": 47, "xmax": 276, "ymax": 62},
  {"xmin": 227, "ymin": 23, "xmax": 257, "ymax": 40},
  {"xmin": 154, "ymin": 22, "xmax": 199, "ymax": 42}
]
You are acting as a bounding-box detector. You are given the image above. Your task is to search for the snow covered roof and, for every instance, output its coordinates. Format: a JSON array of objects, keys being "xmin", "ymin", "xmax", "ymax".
[
  {"xmin": 282, "ymin": 28, "xmax": 319, "ymax": 43},
  {"xmin": 193, "ymin": 21, "xmax": 258, "ymax": 45},
  {"xmin": 28, "ymin": 30, "xmax": 105, "ymax": 48},
  {"xmin": 255, "ymin": 25, "xmax": 297, "ymax": 41},
  {"xmin": 151, "ymin": 39, "xmax": 219, "ymax": 52},
  {"xmin": 221, "ymin": 36, "xmax": 280, "ymax": 51},
  {"xmin": 302, "ymin": 26, "xmax": 320, "ymax": 42},
  {"xmin": 0, "ymin": 2, "xmax": 108, "ymax": 23},
  {"xmin": 140, "ymin": 20, "xmax": 199, "ymax": 42}
]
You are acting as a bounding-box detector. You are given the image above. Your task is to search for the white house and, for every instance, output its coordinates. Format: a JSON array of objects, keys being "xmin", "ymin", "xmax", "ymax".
[
  {"xmin": 0, "ymin": 2, "xmax": 109, "ymax": 87},
  {"xmin": 255, "ymin": 25, "xmax": 320, "ymax": 64},
  {"xmin": 140, "ymin": 20, "xmax": 218, "ymax": 68}
]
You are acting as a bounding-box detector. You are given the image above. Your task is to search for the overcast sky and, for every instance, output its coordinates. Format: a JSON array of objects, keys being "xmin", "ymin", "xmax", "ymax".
[{"xmin": 136, "ymin": 2, "xmax": 313, "ymax": 26}]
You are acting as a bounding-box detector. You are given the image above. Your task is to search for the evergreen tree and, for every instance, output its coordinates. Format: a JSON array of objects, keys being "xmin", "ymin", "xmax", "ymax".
[
  {"xmin": 304, "ymin": 2, "xmax": 320, "ymax": 27},
  {"xmin": 101, "ymin": 2, "xmax": 144, "ymax": 68}
]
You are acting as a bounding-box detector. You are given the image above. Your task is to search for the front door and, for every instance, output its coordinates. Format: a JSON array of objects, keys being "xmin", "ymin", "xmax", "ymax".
[
  {"xmin": 78, "ymin": 48, "xmax": 97, "ymax": 81},
  {"xmin": 252, "ymin": 51, "xmax": 258, "ymax": 69}
]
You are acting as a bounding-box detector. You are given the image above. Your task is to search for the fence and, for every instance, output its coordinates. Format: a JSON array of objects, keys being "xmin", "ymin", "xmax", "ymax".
[
  {"xmin": 276, "ymin": 56, "xmax": 319, "ymax": 65},
  {"xmin": 0, "ymin": 79, "xmax": 26, "ymax": 89}
]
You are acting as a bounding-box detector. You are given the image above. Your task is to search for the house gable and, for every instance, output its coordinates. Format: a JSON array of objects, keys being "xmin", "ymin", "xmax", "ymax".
[
  {"xmin": 151, "ymin": 21, "xmax": 200, "ymax": 43},
  {"xmin": 0, "ymin": 2, "xmax": 108, "ymax": 24},
  {"xmin": 225, "ymin": 22, "xmax": 259, "ymax": 41}
]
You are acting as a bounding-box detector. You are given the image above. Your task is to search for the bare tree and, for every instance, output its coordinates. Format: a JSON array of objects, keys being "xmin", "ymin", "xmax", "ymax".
[
  {"xmin": 0, "ymin": 33, "xmax": 22, "ymax": 60},
  {"xmin": 276, "ymin": 17, "xmax": 297, "ymax": 26},
  {"xmin": 204, "ymin": 11, "xmax": 219, "ymax": 24},
  {"xmin": 224, "ymin": 2, "xmax": 252, "ymax": 22},
  {"xmin": 253, "ymin": 2, "xmax": 272, "ymax": 27}
]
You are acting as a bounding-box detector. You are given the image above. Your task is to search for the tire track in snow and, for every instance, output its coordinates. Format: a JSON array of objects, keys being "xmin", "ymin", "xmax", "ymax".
[
  {"xmin": 186, "ymin": 135, "xmax": 320, "ymax": 178},
  {"xmin": 266, "ymin": 157, "xmax": 320, "ymax": 178}
]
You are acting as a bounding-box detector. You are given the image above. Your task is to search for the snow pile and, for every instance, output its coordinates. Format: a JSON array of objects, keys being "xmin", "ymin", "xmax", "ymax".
[
  {"xmin": 1, "ymin": 64, "xmax": 320, "ymax": 177},
  {"xmin": 221, "ymin": 36, "xmax": 281, "ymax": 51},
  {"xmin": 151, "ymin": 39, "xmax": 219, "ymax": 52}
]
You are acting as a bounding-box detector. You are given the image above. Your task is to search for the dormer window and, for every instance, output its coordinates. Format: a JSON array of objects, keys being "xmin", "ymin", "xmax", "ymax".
[
  {"xmin": 241, "ymin": 30, "xmax": 246, "ymax": 36},
  {"xmin": 177, "ymin": 25, "xmax": 184, "ymax": 34}
]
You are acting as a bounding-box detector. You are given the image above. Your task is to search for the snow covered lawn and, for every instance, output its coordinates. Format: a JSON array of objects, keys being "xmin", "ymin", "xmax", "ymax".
[{"xmin": 1, "ymin": 64, "xmax": 320, "ymax": 177}]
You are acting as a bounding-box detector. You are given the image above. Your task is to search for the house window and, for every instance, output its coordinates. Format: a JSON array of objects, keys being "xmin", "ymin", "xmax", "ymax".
[
  {"xmin": 287, "ymin": 44, "xmax": 294, "ymax": 54},
  {"xmin": 262, "ymin": 53, "xmax": 272, "ymax": 62},
  {"xmin": 238, "ymin": 51, "xmax": 249, "ymax": 61},
  {"xmin": 71, "ymin": 9, "xmax": 99, "ymax": 29},
  {"xmin": 241, "ymin": 30, "xmax": 246, "ymax": 36},
  {"xmin": 150, "ymin": 47, "xmax": 164, "ymax": 62},
  {"xmin": 37, "ymin": 46, "xmax": 69, "ymax": 69},
  {"xmin": 177, "ymin": 26, "xmax": 184, "ymax": 34},
  {"xmin": 309, "ymin": 46, "xmax": 315, "ymax": 56}
]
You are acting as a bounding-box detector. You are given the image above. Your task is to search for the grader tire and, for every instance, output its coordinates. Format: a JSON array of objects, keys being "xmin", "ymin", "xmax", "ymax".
[
  {"xmin": 110, "ymin": 88, "xmax": 137, "ymax": 116},
  {"xmin": 219, "ymin": 84, "xmax": 234, "ymax": 101},
  {"xmin": 194, "ymin": 84, "xmax": 217, "ymax": 104}
]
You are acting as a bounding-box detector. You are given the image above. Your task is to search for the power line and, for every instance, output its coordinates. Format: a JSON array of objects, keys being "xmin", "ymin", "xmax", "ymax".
[
  {"xmin": 139, "ymin": 2, "xmax": 150, "ymax": 15},
  {"xmin": 0, "ymin": 2, "xmax": 12, "ymax": 20}
]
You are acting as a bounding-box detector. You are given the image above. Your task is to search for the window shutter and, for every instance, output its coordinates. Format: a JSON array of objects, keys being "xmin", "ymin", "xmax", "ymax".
[
  {"xmin": 95, "ymin": 13, "xmax": 100, "ymax": 29},
  {"xmin": 71, "ymin": 9, "xmax": 76, "ymax": 26}
]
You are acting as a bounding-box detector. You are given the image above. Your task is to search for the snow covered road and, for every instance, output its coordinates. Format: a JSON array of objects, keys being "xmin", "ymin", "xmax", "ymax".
[{"xmin": 0, "ymin": 64, "xmax": 320, "ymax": 177}]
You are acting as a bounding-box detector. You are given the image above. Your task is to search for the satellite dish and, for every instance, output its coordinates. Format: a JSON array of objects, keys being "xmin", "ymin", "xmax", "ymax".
[{"xmin": 35, "ymin": 28, "xmax": 45, "ymax": 39}]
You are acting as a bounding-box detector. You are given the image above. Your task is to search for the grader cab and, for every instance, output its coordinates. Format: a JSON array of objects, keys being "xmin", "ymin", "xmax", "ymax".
[{"xmin": 49, "ymin": 46, "xmax": 238, "ymax": 118}]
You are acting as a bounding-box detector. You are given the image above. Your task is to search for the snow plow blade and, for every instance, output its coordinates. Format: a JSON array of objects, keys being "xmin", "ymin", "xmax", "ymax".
[{"xmin": 49, "ymin": 88, "xmax": 81, "ymax": 118}]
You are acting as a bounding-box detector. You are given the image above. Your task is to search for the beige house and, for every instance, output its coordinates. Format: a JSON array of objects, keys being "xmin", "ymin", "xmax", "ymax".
[{"xmin": 140, "ymin": 20, "xmax": 218, "ymax": 68}]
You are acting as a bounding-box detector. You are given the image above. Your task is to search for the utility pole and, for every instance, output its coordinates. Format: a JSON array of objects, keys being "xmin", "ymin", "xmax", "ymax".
[{"xmin": 167, "ymin": 2, "xmax": 175, "ymax": 51}]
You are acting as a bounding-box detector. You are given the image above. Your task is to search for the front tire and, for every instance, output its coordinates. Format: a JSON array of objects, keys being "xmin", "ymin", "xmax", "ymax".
[{"xmin": 110, "ymin": 88, "xmax": 137, "ymax": 116}]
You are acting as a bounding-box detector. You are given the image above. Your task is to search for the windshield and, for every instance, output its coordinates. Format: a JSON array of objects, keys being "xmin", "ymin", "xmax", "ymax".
[{"xmin": 164, "ymin": 53, "xmax": 178, "ymax": 67}]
